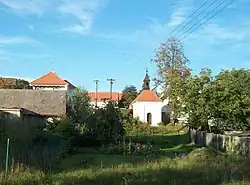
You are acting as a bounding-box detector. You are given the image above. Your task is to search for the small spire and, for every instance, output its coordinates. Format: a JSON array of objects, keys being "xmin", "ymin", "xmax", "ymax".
[{"xmin": 142, "ymin": 68, "xmax": 150, "ymax": 90}]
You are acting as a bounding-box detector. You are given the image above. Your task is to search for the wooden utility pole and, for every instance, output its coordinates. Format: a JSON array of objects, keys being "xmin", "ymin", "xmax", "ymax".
[
  {"xmin": 107, "ymin": 78, "xmax": 115, "ymax": 100},
  {"xmin": 93, "ymin": 80, "xmax": 99, "ymax": 107}
]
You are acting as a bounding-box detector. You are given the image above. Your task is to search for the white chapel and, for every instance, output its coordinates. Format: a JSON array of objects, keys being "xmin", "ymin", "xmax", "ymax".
[{"xmin": 130, "ymin": 70, "xmax": 170, "ymax": 126}]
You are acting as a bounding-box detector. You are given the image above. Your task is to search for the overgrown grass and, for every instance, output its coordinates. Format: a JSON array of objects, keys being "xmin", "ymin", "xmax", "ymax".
[
  {"xmin": 1, "ymin": 122, "xmax": 250, "ymax": 185},
  {"xmin": 2, "ymin": 148, "xmax": 250, "ymax": 185}
]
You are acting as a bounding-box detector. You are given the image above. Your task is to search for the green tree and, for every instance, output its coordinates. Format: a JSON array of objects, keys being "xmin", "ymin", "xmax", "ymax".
[
  {"xmin": 67, "ymin": 88, "xmax": 92, "ymax": 124},
  {"xmin": 87, "ymin": 101, "xmax": 125, "ymax": 144},
  {"xmin": 0, "ymin": 78, "xmax": 31, "ymax": 89},
  {"xmin": 118, "ymin": 85, "xmax": 138, "ymax": 108},
  {"xmin": 13, "ymin": 79, "xmax": 32, "ymax": 89},
  {"xmin": 184, "ymin": 68, "xmax": 213, "ymax": 130},
  {"xmin": 210, "ymin": 69, "xmax": 250, "ymax": 131},
  {"xmin": 153, "ymin": 37, "xmax": 190, "ymax": 122}
]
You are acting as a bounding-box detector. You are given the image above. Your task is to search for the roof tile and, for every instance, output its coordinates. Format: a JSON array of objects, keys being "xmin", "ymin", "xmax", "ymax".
[
  {"xmin": 31, "ymin": 72, "xmax": 68, "ymax": 86},
  {"xmin": 88, "ymin": 92, "xmax": 122, "ymax": 102},
  {"xmin": 133, "ymin": 90, "xmax": 161, "ymax": 102}
]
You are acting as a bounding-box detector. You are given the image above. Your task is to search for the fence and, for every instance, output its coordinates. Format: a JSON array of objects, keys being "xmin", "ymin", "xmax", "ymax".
[{"xmin": 190, "ymin": 129, "xmax": 250, "ymax": 155}]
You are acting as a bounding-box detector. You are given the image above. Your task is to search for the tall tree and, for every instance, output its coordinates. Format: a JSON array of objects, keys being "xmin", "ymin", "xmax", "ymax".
[
  {"xmin": 184, "ymin": 68, "xmax": 213, "ymax": 130},
  {"xmin": 153, "ymin": 37, "xmax": 190, "ymax": 122},
  {"xmin": 118, "ymin": 85, "xmax": 138, "ymax": 108},
  {"xmin": 210, "ymin": 69, "xmax": 250, "ymax": 131},
  {"xmin": 67, "ymin": 88, "xmax": 93, "ymax": 124}
]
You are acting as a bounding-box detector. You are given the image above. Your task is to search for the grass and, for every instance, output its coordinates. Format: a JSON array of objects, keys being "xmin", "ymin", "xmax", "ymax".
[{"xmin": 1, "ymin": 126, "xmax": 250, "ymax": 185}]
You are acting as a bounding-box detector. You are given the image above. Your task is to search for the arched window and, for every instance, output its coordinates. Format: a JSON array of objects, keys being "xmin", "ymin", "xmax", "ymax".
[{"xmin": 147, "ymin": 113, "xmax": 152, "ymax": 124}]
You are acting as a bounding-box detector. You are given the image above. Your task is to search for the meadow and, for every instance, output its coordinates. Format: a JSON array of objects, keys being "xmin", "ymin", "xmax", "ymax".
[{"xmin": 1, "ymin": 124, "xmax": 250, "ymax": 185}]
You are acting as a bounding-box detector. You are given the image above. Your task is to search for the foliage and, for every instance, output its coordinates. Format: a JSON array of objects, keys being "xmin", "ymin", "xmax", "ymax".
[
  {"xmin": 210, "ymin": 69, "xmax": 250, "ymax": 131},
  {"xmin": 87, "ymin": 101, "xmax": 125, "ymax": 144},
  {"xmin": 0, "ymin": 78, "xmax": 31, "ymax": 89},
  {"xmin": 67, "ymin": 88, "xmax": 92, "ymax": 124},
  {"xmin": 100, "ymin": 141, "xmax": 162, "ymax": 156},
  {"xmin": 3, "ymin": 133, "xmax": 250, "ymax": 185},
  {"xmin": 118, "ymin": 85, "xmax": 138, "ymax": 108},
  {"xmin": 153, "ymin": 37, "xmax": 191, "ymax": 121},
  {"xmin": 184, "ymin": 68, "xmax": 250, "ymax": 132},
  {"xmin": 184, "ymin": 68, "xmax": 213, "ymax": 130},
  {"xmin": 13, "ymin": 79, "xmax": 32, "ymax": 89},
  {"xmin": 0, "ymin": 117, "xmax": 71, "ymax": 171}
]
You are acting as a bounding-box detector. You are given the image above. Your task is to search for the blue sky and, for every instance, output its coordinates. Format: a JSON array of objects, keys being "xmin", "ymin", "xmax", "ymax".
[{"xmin": 0, "ymin": 0, "xmax": 249, "ymax": 92}]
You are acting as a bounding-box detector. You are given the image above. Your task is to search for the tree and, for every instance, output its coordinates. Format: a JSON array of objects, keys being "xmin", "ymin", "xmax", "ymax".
[
  {"xmin": 0, "ymin": 78, "xmax": 31, "ymax": 89},
  {"xmin": 210, "ymin": 69, "xmax": 250, "ymax": 131},
  {"xmin": 118, "ymin": 85, "xmax": 138, "ymax": 108},
  {"xmin": 87, "ymin": 101, "xmax": 125, "ymax": 144},
  {"xmin": 153, "ymin": 37, "xmax": 191, "ymax": 122},
  {"xmin": 67, "ymin": 88, "xmax": 92, "ymax": 124},
  {"xmin": 184, "ymin": 68, "xmax": 250, "ymax": 132},
  {"xmin": 184, "ymin": 68, "xmax": 213, "ymax": 130},
  {"xmin": 13, "ymin": 79, "xmax": 32, "ymax": 89}
]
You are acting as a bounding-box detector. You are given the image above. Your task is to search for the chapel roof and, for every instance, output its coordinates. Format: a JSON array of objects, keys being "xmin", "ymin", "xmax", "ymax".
[{"xmin": 132, "ymin": 89, "xmax": 162, "ymax": 102}]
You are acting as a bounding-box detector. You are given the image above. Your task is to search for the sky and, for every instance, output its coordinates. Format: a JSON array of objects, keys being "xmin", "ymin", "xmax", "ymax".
[{"xmin": 0, "ymin": 0, "xmax": 250, "ymax": 92}]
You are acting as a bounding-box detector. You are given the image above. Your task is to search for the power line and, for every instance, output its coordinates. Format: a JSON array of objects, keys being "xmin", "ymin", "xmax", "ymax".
[
  {"xmin": 167, "ymin": 0, "xmax": 212, "ymax": 38},
  {"xmin": 180, "ymin": 0, "xmax": 238, "ymax": 40},
  {"xmin": 172, "ymin": 0, "xmax": 220, "ymax": 38}
]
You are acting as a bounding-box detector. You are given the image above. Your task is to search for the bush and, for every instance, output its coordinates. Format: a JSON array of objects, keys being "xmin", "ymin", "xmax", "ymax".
[
  {"xmin": 87, "ymin": 101, "xmax": 125, "ymax": 144},
  {"xmin": 99, "ymin": 140, "xmax": 162, "ymax": 156}
]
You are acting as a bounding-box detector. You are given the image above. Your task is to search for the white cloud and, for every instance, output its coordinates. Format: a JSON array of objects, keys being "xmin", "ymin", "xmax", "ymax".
[
  {"xmin": 0, "ymin": 36, "xmax": 39, "ymax": 45},
  {"xmin": 201, "ymin": 23, "xmax": 247, "ymax": 42},
  {"xmin": 0, "ymin": 0, "xmax": 50, "ymax": 15},
  {"xmin": 58, "ymin": 0, "xmax": 104, "ymax": 35},
  {"xmin": 168, "ymin": 0, "xmax": 193, "ymax": 26},
  {"xmin": 0, "ymin": 0, "xmax": 106, "ymax": 35}
]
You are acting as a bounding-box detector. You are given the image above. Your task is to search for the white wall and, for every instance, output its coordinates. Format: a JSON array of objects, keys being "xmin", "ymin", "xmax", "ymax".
[
  {"xmin": 90, "ymin": 101, "xmax": 107, "ymax": 108},
  {"xmin": 90, "ymin": 100, "xmax": 120, "ymax": 108},
  {"xmin": 132, "ymin": 102, "xmax": 163, "ymax": 126},
  {"xmin": 32, "ymin": 85, "xmax": 68, "ymax": 91}
]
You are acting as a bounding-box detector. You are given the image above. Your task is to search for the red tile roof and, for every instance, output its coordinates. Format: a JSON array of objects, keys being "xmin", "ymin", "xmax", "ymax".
[
  {"xmin": 31, "ymin": 72, "xmax": 70, "ymax": 86},
  {"xmin": 88, "ymin": 92, "xmax": 122, "ymax": 102},
  {"xmin": 133, "ymin": 90, "xmax": 162, "ymax": 102}
]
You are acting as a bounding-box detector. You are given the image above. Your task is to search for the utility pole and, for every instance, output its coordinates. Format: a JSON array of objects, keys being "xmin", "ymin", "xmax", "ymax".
[
  {"xmin": 107, "ymin": 78, "xmax": 115, "ymax": 100},
  {"xmin": 93, "ymin": 80, "xmax": 99, "ymax": 107}
]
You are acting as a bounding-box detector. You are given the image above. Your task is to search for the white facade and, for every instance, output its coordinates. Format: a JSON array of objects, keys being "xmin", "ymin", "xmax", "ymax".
[
  {"xmin": 31, "ymin": 84, "xmax": 68, "ymax": 91},
  {"xmin": 31, "ymin": 84, "xmax": 76, "ymax": 98},
  {"xmin": 132, "ymin": 101, "xmax": 164, "ymax": 126},
  {"xmin": 90, "ymin": 101, "xmax": 107, "ymax": 108}
]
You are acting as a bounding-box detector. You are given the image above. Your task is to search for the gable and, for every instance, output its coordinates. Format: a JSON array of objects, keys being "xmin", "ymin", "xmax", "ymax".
[{"xmin": 31, "ymin": 72, "xmax": 67, "ymax": 86}]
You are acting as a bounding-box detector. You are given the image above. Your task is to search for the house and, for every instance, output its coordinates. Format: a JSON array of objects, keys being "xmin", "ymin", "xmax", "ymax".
[
  {"xmin": 130, "ymin": 70, "xmax": 170, "ymax": 126},
  {"xmin": 30, "ymin": 71, "xmax": 76, "ymax": 97},
  {"xmin": 0, "ymin": 89, "xmax": 67, "ymax": 125},
  {"xmin": 88, "ymin": 92, "xmax": 122, "ymax": 108}
]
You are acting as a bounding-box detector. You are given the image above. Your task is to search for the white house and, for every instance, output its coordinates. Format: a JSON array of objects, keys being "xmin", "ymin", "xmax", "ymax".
[
  {"xmin": 88, "ymin": 92, "xmax": 122, "ymax": 108},
  {"xmin": 30, "ymin": 71, "xmax": 76, "ymax": 97},
  {"xmin": 130, "ymin": 70, "xmax": 170, "ymax": 126}
]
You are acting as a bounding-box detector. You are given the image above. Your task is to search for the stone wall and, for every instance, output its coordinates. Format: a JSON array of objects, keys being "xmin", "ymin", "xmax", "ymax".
[{"xmin": 190, "ymin": 129, "xmax": 250, "ymax": 155}]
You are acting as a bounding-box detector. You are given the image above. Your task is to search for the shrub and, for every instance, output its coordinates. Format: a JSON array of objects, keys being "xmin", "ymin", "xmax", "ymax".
[{"xmin": 87, "ymin": 101, "xmax": 125, "ymax": 144}]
